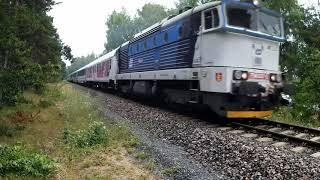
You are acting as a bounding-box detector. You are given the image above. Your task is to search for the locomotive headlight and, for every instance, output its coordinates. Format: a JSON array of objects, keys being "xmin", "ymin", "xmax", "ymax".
[
  {"xmin": 270, "ymin": 73, "xmax": 281, "ymax": 82},
  {"xmin": 253, "ymin": 0, "xmax": 260, "ymax": 6},
  {"xmin": 241, "ymin": 0, "xmax": 261, "ymax": 6},
  {"xmin": 233, "ymin": 70, "xmax": 248, "ymax": 80},
  {"xmin": 241, "ymin": 71, "xmax": 248, "ymax": 80}
]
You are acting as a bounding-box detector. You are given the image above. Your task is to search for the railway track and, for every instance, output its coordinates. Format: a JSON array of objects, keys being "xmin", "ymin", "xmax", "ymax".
[{"xmin": 231, "ymin": 119, "xmax": 320, "ymax": 150}]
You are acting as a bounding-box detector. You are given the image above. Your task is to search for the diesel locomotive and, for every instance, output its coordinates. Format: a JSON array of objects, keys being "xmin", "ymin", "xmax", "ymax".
[{"xmin": 68, "ymin": 0, "xmax": 285, "ymax": 118}]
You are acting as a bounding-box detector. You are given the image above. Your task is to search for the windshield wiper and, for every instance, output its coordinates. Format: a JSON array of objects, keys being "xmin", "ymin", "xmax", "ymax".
[
  {"xmin": 272, "ymin": 26, "xmax": 279, "ymax": 36},
  {"xmin": 259, "ymin": 20, "xmax": 268, "ymax": 33}
]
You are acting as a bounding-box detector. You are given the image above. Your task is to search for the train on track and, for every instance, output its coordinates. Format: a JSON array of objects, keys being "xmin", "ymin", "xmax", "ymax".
[{"xmin": 68, "ymin": 0, "xmax": 285, "ymax": 118}]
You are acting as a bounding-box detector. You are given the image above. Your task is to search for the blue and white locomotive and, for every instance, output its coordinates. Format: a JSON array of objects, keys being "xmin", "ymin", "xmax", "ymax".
[{"xmin": 68, "ymin": 0, "xmax": 285, "ymax": 118}]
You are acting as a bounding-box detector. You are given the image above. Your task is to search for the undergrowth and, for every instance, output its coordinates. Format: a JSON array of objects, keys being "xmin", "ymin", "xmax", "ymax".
[
  {"xmin": 0, "ymin": 145, "xmax": 56, "ymax": 177},
  {"xmin": 63, "ymin": 121, "xmax": 108, "ymax": 148},
  {"xmin": 272, "ymin": 106, "xmax": 320, "ymax": 128},
  {"xmin": 0, "ymin": 123, "xmax": 24, "ymax": 137}
]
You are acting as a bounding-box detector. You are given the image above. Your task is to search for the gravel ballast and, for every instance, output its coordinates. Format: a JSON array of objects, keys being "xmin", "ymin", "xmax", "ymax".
[{"xmin": 74, "ymin": 84, "xmax": 320, "ymax": 180}]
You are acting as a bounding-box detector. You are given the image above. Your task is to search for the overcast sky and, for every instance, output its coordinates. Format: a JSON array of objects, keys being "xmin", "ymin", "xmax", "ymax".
[{"xmin": 49, "ymin": 0, "xmax": 319, "ymax": 58}]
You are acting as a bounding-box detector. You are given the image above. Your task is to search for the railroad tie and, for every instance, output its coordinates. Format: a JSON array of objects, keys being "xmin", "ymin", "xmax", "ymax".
[
  {"xmin": 291, "ymin": 146, "xmax": 307, "ymax": 153},
  {"xmin": 310, "ymin": 136, "xmax": 320, "ymax": 142},
  {"xmin": 311, "ymin": 152, "xmax": 320, "ymax": 158},
  {"xmin": 256, "ymin": 137, "xmax": 273, "ymax": 142},
  {"xmin": 295, "ymin": 133, "xmax": 308, "ymax": 138},
  {"xmin": 216, "ymin": 127, "xmax": 232, "ymax": 131},
  {"xmin": 272, "ymin": 142, "xmax": 288, "ymax": 147},
  {"xmin": 254, "ymin": 125, "xmax": 269, "ymax": 129},
  {"xmin": 241, "ymin": 133, "xmax": 258, "ymax": 138},
  {"xmin": 268, "ymin": 127, "xmax": 282, "ymax": 132},
  {"xmin": 280, "ymin": 130, "xmax": 296, "ymax": 135},
  {"xmin": 228, "ymin": 130, "xmax": 245, "ymax": 134}
]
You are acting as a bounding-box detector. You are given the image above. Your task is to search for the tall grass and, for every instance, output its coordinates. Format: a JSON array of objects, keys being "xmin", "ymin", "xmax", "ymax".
[{"xmin": 272, "ymin": 106, "xmax": 320, "ymax": 128}]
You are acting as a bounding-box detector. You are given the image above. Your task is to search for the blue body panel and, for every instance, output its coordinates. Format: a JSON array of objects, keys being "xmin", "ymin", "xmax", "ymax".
[{"xmin": 119, "ymin": 20, "xmax": 196, "ymax": 74}]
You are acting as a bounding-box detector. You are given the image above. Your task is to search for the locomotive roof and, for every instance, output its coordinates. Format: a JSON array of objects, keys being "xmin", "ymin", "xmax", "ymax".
[
  {"xmin": 163, "ymin": 1, "xmax": 221, "ymax": 27},
  {"xmin": 131, "ymin": 1, "xmax": 221, "ymax": 42}
]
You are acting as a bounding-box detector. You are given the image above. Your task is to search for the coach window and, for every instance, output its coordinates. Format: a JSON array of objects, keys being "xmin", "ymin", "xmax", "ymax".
[
  {"xmin": 136, "ymin": 44, "xmax": 139, "ymax": 52},
  {"xmin": 204, "ymin": 8, "xmax": 220, "ymax": 30}
]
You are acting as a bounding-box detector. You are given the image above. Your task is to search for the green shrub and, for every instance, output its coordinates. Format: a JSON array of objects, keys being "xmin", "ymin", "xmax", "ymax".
[
  {"xmin": 0, "ymin": 121, "xmax": 25, "ymax": 137},
  {"xmin": 0, "ymin": 145, "xmax": 56, "ymax": 177},
  {"xmin": 33, "ymin": 83, "xmax": 46, "ymax": 95},
  {"xmin": 108, "ymin": 124, "xmax": 139, "ymax": 147},
  {"xmin": 134, "ymin": 152, "xmax": 147, "ymax": 160},
  {"xmin": 162, "ymin": 167, "xmax": 179, "ymax": 177},
  {"xmin": 39, "ymin": 99, "xmax": 54, "ymax": 108},
  {"xmin": 17, "ymin": 96, "xmax": 32, "ymax": 105},
  {"xmin": 63, "ymin": 121, "xmax": 108, "ymax": 148},
  {"xmin": 0, "ymin": 70, "xmax": 22, "ymax": 107},
  {"xmin": 0, "ymin": 124, "xmax": 16, "ymax": 137}
]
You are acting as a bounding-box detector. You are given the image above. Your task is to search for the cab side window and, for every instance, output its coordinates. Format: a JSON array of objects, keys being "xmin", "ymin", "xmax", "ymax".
[
  {"xmin": 204, "ymin": 8, "xmax": 220, "ymax": 30},
  {"xmin": 204, "ymin": 11, "xmax": 213, "ymax": 29}
]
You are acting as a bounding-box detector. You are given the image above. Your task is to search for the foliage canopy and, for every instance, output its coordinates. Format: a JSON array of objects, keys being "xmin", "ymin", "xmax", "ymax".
[{"xmin": 0, "ymin": 0, "xmax": 66, "ymax": 106}]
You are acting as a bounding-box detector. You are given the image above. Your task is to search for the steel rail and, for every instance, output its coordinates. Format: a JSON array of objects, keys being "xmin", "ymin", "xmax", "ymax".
[
  {"xmin": 232, "ymin": 122, "xmax": 320, "ymax": 148},
  {"xmin": 252, "ymin": 118, "xmax": 320, "ymax": 135}
]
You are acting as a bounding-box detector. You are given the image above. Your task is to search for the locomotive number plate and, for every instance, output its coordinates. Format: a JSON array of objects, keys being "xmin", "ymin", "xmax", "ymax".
[{"xmin": 249, "ymin": 72, "xmax": 268, "ymax": 80}]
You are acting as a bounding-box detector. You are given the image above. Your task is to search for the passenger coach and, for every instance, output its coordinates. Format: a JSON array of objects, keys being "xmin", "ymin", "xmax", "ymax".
[{"xmin": 68, "ymin": 0, "xmax": 285, "ymax": 118}]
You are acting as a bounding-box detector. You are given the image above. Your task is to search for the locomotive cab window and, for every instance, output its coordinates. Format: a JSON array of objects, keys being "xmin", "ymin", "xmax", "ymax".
[
  {"xmin": 204, "ymin": 8, "xmax": 220, "ymax": 30},
  {"xmin": 227, "ymin": 7, "xmax": 282, "ymax": 37},
  {"xmin": 227, "ymin": 8, "xmax": 256, "ymax": 30}
]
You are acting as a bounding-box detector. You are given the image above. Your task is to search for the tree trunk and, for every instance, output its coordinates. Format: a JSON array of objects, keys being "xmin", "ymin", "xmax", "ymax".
[{"xmin": 4, "ymin": 50, "xmax": 8, "ymax": 69}]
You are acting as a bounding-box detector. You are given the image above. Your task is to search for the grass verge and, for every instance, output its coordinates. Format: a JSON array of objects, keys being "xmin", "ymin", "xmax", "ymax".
[
  {"xmin": 272, "ymin": 106, "xmax": 320, "ymax": 128},
  {"xmin": 0, "ymin": 82, "xmax": 156, "ymax": 179}
]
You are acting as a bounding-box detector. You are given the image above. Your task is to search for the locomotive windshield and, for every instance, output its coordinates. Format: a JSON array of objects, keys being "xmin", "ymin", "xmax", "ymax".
[{"xmin": 227, "ymin": 7, "xmax": 282, "ymax": 37}]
